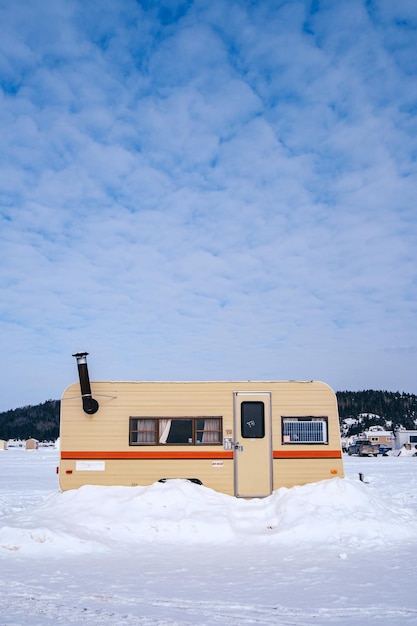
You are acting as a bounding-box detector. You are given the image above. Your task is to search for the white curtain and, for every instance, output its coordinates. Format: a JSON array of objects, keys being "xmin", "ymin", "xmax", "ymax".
[
  {"xmin": 137, "ymin": 419, "xmax": 155, "ymax": 443},
  {"xmin": 202, "ymin": 418, "xmax": 220, "ymax": 443},
  {"xmin": 159, "ymin": 419, "xmax": 172, "ymax": 444}
]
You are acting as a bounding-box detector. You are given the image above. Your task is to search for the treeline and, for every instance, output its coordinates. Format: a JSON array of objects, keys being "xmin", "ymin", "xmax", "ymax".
[
  {"xmin": 0, "ymin": 391, "xmax": 416, "ymax": 441},
  {"xmin": 337, "ymin": 390, "xmax": 417, "ymax": 435},
  {"xmin": 0, "ymin": 400, "xmax": 60, "ymax": 441}
]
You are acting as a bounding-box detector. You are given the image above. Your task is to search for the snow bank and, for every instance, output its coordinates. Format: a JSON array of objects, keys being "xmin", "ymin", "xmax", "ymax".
[
  {"xmin": 1, "ymin": 476, "xmax": 416, "ymax": 556},
  {"xmin": 390, "ymin": 447, "xmax": 417, "ymax": 457}
]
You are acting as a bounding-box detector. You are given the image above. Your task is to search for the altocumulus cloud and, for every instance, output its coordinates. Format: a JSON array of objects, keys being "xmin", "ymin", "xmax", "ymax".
[{"xmin": 0, "ymin": 0, "xmax": 417, "ymax": 411}]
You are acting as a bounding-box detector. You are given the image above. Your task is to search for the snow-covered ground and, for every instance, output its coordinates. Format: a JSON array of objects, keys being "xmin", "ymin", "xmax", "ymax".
[{"xmin": 1, "ymin": 449, "xmax": 417, "ymax": 625}]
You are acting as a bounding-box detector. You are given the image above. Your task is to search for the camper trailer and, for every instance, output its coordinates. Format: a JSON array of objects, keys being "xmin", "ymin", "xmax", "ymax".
[{"xmin": 58, "ymin": 354, "xmax": 344, "ymax": 497}]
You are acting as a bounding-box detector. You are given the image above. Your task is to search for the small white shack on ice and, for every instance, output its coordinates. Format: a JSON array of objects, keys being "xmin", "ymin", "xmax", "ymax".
[{"xmin": 391, "ymin": 430, "xmax": 417, "ymax": 455}]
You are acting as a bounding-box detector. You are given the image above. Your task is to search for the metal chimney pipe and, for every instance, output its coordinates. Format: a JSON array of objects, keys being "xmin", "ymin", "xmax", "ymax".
[{"xmin": 72, "ymin": 352, "xmax": 99, "ymax": 414}]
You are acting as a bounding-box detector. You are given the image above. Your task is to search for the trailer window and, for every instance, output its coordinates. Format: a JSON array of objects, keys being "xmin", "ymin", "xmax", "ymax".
[
  {"xmin": 130, "ymin": 419, "xmax": 157, "ymax": 444},
  {"xmin": 281, "ymin": 417, "xmax": 328, "ymax": 444},
  {"xmin": 129, "ymin": 417, "xmax": 222, "ymax": 445},
  {"xmin": 241, "ymin": 402, "xmax": 265, "ymax": 438}
]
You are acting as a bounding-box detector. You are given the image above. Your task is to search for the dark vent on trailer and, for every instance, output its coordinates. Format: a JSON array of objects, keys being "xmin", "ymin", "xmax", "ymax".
[{"xmin": 72, "ymin": 352, "xmax": 99, "ymax": 415}]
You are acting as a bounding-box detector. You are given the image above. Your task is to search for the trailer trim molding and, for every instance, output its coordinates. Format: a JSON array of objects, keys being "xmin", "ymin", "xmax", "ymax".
[
  {"xmin": 61, "ymin": 450, "xmax": 234, "ymax": 460},
  {"xmin": 61, "ymin": 449, "xmax": 342, "ymax": 460},
  {"xmin": 273, "ymin": 450, "xmax": 342, "ymax": 459}
]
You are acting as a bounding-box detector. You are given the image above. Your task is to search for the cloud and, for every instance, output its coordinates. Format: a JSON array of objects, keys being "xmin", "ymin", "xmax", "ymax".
[{"xmin": 0, "ymin": 0, "xmax": 416, "ymax": 410}]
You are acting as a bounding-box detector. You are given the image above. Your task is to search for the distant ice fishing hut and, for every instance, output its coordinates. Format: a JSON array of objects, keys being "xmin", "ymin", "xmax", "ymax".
[
  {"xmin": 58, "ymin": 353, "xmax": 344, "ymax": 497},
  {"xmin": 391, "ymin": 429, "xmax": 417, "ymax": 454}
]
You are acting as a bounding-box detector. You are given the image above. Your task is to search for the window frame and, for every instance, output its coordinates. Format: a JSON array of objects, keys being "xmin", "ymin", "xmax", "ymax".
[
  {"xmin": 129, "ymin": 416, "xmax": 223, "ymax": 446},
  {"xmin": 281, "ymin": 416, "xmax": 329, "ymax": 445}
]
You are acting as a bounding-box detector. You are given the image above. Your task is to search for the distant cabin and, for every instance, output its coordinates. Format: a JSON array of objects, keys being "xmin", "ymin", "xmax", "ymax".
[
  {"xmin": 362, "ymin": 427, "xmax": 392, "ymax": 448},
  {"xmin": 25, "ymin": 438, "xmax": 39, "ymax": 450},
  {"xmin": 0, "ymin": 440, "xmax": 7, "ymax": 451}
]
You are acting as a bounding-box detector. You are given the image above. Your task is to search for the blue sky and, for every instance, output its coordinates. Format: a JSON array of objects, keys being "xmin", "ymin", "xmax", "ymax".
[{"xmin": 1, "ymin": 0, "xmax": 417, "ymax": 412}]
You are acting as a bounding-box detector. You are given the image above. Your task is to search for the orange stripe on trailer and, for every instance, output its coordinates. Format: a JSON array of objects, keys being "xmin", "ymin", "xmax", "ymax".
[
  {"xmin": 61, "ymin": 450, "xmax": 234, "ymax": 460},
  {"xmin": 61, "ymin": 450, "xmax": 341, "ymax": 460},
  {"xmin": 273, "ymin": 450, "xmax": 342, "ymax": 459}
]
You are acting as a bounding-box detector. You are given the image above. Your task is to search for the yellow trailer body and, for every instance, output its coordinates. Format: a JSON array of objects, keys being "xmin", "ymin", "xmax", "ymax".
[{"xmin": 59, "ymin": 379, "xmax": 344, "ymax": 497}]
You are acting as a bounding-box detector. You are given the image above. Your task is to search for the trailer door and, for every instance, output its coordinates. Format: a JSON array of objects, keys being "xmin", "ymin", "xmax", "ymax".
[{"xmin": 233, "ymin": 392, "xmax": 272, "ymax": 498}]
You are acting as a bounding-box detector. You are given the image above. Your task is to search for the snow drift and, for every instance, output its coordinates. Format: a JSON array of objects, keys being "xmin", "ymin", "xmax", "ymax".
[{"xmin": 1, "ymin": 475, "xmax": 416, "ymax": 556}]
